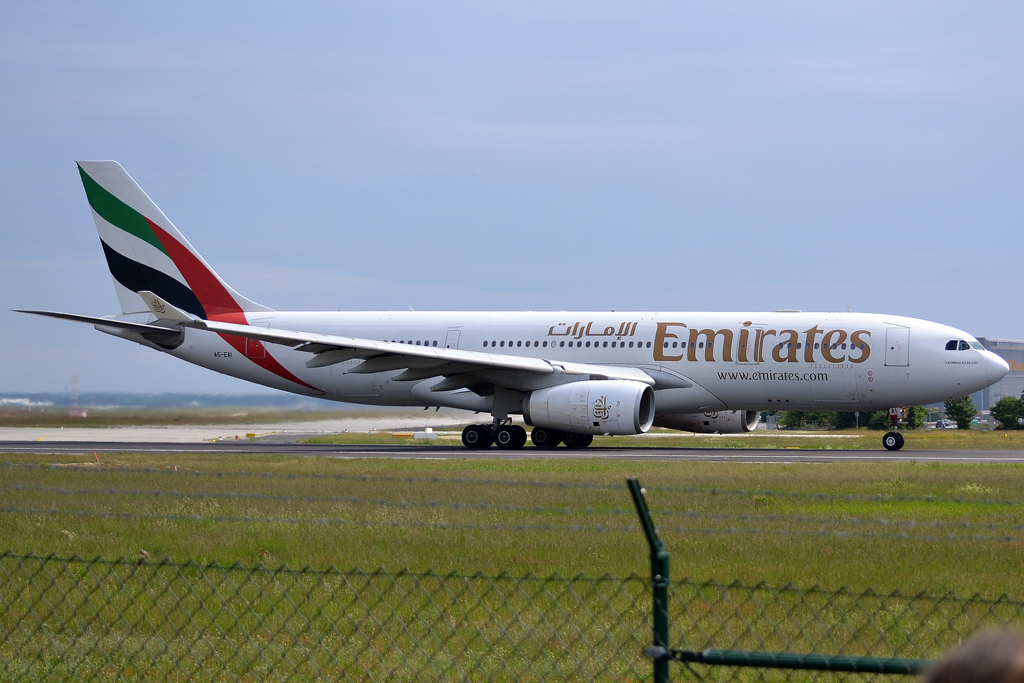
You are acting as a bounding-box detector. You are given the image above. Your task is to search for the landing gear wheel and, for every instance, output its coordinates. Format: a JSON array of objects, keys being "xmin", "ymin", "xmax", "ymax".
[
  {"xmin": 531, "ymin": 427, "xmax": 563, "ymax": 449},
  {"xmin": 563, "ymin": 432, "xmax": 594, "ymax": 449},
  {"xmin": 462, "ymin": 425, "xmax": 493, "ymax": 449},
  {"xmin": 495, "ymin": 425, "xmax": 527, "ymax": 450},
  {"xmin": 882, "ymin": 432, "xmax": 903, "ymax": 451}
]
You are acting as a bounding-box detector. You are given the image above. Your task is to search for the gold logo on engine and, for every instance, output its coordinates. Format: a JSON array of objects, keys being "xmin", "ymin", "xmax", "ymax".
[{"xmin": 593, "ymin": 395, "xmax": 611, "ymax": 420}]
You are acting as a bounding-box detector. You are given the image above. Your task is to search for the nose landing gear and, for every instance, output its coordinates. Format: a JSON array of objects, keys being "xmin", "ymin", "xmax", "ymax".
[
  {"xmin": 882, "ymin": 431, "xmax": 905, "ymax": 451},
  {"xmin": 882, "ymin": 408, "xmax": 905, "ymax": 451}
]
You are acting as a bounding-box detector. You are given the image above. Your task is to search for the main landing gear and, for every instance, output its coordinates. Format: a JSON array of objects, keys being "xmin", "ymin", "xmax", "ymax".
[
  {"xmin": 882, "ymin": 407, "xmax": 905, "ymax": 451},
  {"xmin": 460, "ymin": 424, "xmax": 594, "ymax": 450}
]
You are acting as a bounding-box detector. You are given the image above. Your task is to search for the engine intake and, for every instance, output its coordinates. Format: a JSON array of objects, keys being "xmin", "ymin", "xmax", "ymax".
[
  {"xmin": 654, "ymin": 410, "xmax": 761, "ymax": 434},
  {"xmin": 523, "ymin": 380, "xmax": 655, "ymax": 436}
]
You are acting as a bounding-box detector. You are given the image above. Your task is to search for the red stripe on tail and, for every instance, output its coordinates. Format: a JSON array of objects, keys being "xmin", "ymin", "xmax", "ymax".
[{"xmin": 146, "ymin": 218, "xmax": 322, "ymax": 393}]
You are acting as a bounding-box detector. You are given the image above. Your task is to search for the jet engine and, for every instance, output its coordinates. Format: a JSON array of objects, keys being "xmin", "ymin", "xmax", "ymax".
[
  {"xmin": 523, "ymin": 380, "xmax": 655, "ymax": 436},
  {"xmin": 655, "ymin": 410, "xmax": 761, "ymax": 434}
]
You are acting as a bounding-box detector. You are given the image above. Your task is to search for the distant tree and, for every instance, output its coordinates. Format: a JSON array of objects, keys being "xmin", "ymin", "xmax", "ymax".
[
  {"xmin": 778, "ymin": 411, "xmax": 803, "ymax": 430},
  {"xmin": 867, "ymin": 410, "xmax": 892, "ymax": 430},
  {"xmin": 905, "ymin": 406, "xmax": 927, "ymax": 429},
  {"xmin": 991, "ymin": 393, "xmax": 1024, "ymax": 430},
  {"xmin": 865, "ymin": 407, "xmax": 925, "ymax": 430},
  {"xmin": 944, "ymin": 396, "xmax": 977, "ymax": 430},
  {"xmin": 803, "ymin": 411, "xmax": 836, "ymax": 428},
  {"xmin": 833, "ymin": 412, "xmax": 860, "ymax": 430}
]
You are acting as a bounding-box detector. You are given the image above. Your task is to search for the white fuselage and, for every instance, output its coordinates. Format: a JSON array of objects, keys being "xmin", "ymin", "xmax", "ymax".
[{"xmin": 121, "ymin": 310, "xmax": 1006, "ymax": 417}]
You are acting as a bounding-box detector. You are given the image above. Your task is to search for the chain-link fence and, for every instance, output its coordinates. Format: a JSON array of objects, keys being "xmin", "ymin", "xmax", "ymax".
[{"xmin": 3, "ymin": 551, "xmax": 1024, "ymax": 683}]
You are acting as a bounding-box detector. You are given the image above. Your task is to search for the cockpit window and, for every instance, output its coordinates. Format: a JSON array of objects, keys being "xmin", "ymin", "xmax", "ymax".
[
  {"xmin": 970, "ymin": 342, "xmax": 984, "ymax": 350},
  {"xmin": 945, "ymin": 340, "xmax": 958, "ymax": 351},
  {"xmin": 958, "ymin": 340, "xmax": 971, "ymax": 351}
]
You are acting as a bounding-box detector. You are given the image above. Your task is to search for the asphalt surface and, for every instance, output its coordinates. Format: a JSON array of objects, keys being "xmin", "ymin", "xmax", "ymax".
[{"xmin": 3, "ymin": 440, "xmax": 1024, "ymax": 463}]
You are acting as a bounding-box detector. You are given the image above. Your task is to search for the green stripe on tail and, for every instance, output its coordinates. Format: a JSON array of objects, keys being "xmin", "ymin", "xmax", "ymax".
[{"xmin": 77, "ymin": 163, "xmax": 167, "ymax": 255}]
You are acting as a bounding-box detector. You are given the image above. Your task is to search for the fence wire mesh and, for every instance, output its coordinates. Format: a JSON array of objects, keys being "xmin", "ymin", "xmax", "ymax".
[{"xmin": 3, "ymin": 552, "xmax": 1024, "ymax": 682}]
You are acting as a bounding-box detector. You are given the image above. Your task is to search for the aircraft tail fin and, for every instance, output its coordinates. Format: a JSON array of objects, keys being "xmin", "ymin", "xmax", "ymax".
[{"xmin": 76, "ymin": 160, "xmax": 272, "ymax": 320}]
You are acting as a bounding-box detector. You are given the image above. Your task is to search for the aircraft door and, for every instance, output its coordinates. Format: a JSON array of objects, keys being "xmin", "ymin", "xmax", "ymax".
[
  {"xmin": 885, "ymin": 328, "xmax": 910, "ymax": 367},
  {"xmin": 445, "ymin": 329, "xmax": 461, "ymax": 350},
  {"xmin": 245, "ymin": 338, "xmax": 266, "ymax": 359}
]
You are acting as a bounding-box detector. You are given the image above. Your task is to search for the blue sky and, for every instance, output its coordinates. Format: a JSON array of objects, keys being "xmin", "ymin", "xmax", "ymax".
[{"xmin": 1, "ymin": 1, "xmax": 1021, "ymax": 393}]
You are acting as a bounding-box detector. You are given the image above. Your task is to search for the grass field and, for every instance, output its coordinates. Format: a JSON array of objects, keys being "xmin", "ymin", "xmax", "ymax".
[
  {"xmin": 0, "ymin": 407, "xmax": 381, "ymax": 428},
  {"xmin": 6, "ymin": 450, "xmax": 1024, "ymax": 681},
  {"xmin": 4, "ymin": 450, "xmax": 1024, "ymax": 597}
]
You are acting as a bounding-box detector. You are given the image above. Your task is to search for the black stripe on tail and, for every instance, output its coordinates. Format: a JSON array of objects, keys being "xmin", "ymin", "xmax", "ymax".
[{"xmin": 100, "ymin": 240, "xmax": 207, "ymax": 319}]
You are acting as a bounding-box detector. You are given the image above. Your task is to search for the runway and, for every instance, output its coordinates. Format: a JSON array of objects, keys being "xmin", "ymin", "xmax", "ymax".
[{"xmin": 3, "ymin": 440, "xmax": 1024, "ymax": 463}]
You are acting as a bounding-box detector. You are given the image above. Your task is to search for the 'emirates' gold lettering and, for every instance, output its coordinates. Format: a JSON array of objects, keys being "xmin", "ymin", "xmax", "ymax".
[
  {"xmin": 849, "ymin": 330, "xmax": 871, "ymax": 363},
  {"xmin": 654, "ymin": 322, "xmax": 686, "ymax": 362},
  {"xmin": 821, "ymin": 329, "xmax": 848, "ymax": 363}
]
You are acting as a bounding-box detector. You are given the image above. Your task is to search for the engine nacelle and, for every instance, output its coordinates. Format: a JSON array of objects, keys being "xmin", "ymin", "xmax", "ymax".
[
  {"xmin": 654, "ymin": 410, "xmax": 761, "ymax": 434},
  {"xmin": 523, "ymin": 380, "xmax": 655, "ymax": 436}
]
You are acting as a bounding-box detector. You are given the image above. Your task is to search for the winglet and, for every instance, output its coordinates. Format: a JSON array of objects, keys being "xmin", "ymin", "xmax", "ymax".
[{"xmin": 138, "ymin": 290, "xmax": 200, "ymax": 324}]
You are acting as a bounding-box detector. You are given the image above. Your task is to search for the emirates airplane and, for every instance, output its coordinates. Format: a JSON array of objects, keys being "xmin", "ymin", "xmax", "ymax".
[{"xmin": 19, "ymin": 161, "xmax": 1010, "ymax": 451}]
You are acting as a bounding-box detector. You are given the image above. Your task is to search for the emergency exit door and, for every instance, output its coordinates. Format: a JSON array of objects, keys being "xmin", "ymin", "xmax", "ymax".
[
  {"xmin": 885, "ymin": 328, "xmax": 910, "ymax": 366},
  {"xmin": 445, "ymin": 329, "xmax": 461, "ymax": 350}
]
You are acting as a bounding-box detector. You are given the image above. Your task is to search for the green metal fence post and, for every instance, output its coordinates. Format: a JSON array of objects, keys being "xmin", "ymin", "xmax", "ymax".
[{"xmin": 628, "ymin": 476, "xmax": 671, "ymax": 683}]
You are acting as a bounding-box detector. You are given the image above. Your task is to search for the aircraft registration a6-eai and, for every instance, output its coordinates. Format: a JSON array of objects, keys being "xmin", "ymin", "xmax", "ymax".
[{"xmin": 19, "ymin": 161, "xmax": 1010, "ymax": 451}]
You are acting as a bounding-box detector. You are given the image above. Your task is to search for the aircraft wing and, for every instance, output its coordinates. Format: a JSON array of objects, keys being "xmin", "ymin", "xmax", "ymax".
[
  {"xmin": 137, "ymin": 291, "xmax": 655, "ymax": 391},
  {"xmin": 192, "ymin": 317, "xmax": 654, "ymax": 384}
]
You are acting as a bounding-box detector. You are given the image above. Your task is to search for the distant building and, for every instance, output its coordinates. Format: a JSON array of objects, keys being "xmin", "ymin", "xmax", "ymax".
[{"xmin": 974, "ymin": 338, "xmax": 1024, "ymax": 411}]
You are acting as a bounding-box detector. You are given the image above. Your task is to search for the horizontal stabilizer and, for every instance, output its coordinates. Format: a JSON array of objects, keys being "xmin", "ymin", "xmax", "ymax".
[{"xmin": 14, "ymin": 309, "xmax": 183, "ymax": 337}]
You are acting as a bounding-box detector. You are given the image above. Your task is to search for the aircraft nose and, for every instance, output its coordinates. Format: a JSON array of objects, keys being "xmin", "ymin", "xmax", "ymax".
[{"xmin": 985, "ymin": 351, "xmax": 1010, "ymax": 383}]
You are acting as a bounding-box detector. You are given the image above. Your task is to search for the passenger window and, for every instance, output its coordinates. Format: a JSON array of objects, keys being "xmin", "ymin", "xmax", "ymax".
[
  {"xmin": 559, "ymin": 341, "xmax": 565, "ymax": 347},
  {"xmin": 500, "ymin": 341, "xmax": 505, "ymax": 347},
  {"xmin": 603, "ymin": 341, "xmax": 608, "ymax": 348},
  {"xmin": 483, "ymin": 341, "xmax": 488, "ymax": 347},
  {"xmin": 814, "ymin": 343, "xmax": 819, "ymax": 349},
  {"xmin": 543, "ymin": 341, "xmax": 547, "ymax": 347},
  {"xmin": 699, "ymin": 342, "xmax": 704, "ymax": 349},
  {"xmin": 433, "ymin": 341, "xmax": 437, "ymax": 347},
  {"xmin": 841, "ymin": 343, "xmax": 846, "ymax": 350},
  {"xmin": 959, "ymin": 340, "xmax": 970, "ymax": 351},
  {"xmin": 945, "ymin": 340, "xmax": 958, "ymax": 351},
  {"xmin": 796, "ymin": 343, "xmax": 802, "ymax": 349},
  {"xmin": 629, "ymin": 342, "xmax": 634, "ymax": 348},
  {"xmin": 646, "ymin": 342, "xmax": 651, "ymax": 348},
  {"xmin": 671, "ymin": 342, "xmax": 677, "ymax": 348}
]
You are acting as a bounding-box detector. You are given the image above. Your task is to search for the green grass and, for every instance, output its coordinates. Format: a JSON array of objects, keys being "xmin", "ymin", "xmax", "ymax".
[
  {"xmin": 4, "ymin": 451, "xmax": 1024, "ymax": 596},
  {"xmin": 5, "ymin": 452, "xmax": 1024, "ymax": 681},
  {"xmin": 0, "ymin": 407, "xmax": 384, "ymax": 428}
]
